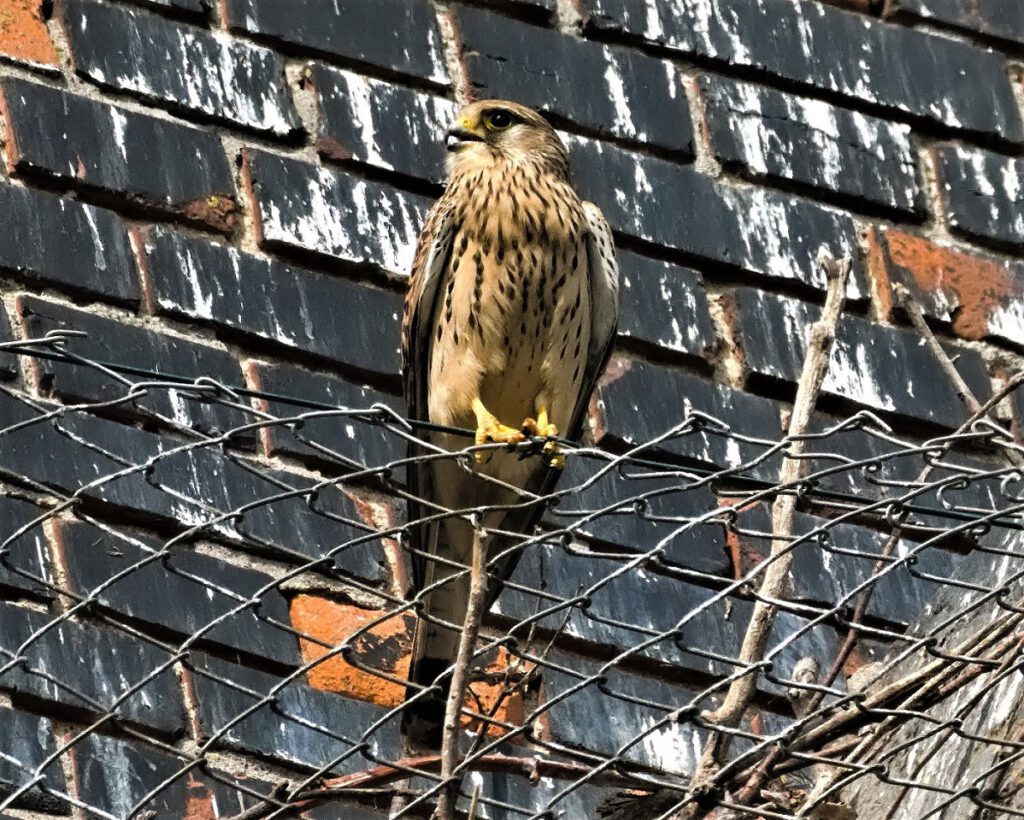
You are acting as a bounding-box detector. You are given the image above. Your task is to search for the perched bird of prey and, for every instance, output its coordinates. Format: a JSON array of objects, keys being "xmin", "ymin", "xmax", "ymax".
[{"xmin": 400, "ymin": 100, "xmax": 619, "ymax": 746}]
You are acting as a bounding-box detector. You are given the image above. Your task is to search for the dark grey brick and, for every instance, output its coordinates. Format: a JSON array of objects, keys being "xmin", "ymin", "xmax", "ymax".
[
  {"xmin": 595, "ymin": 360, "xmax": 784, "ymax": 482},
  {"xmin": 303, "ymin": 803, "xmax": 387, "ymax": 820},
  {"xmin": 190, "ymin": 653, "xmax": 402, "ymax": 773},
  {"xmin": 311, "ymin": 65, "xmax": 456, "ymax": 184},
  {"xmin": 732, "ymin": 288, "xmax": 993, "ymax": 427},
  {"xmin": 248, "ymin": 362, "xmax": 404, "ymax": 475},
  {"xmin": 800, "ymin": 412, "xmax": 1013, "ymax": 533},
  {"xmin": 136, "ymin": 0, "xmax": 211, "ymax": 11},
  {"xmin": 543, "ymin": 456, "xmax": 730, "ymax": 575},
  {"xmin": 617, "ymin": 250, "xmax": 716, "ymax": 358},
  {"xmin": 541, "ymin": 653, "xmax": 712, "ymax": 775},
  {"xmin": 0, "ymin": 182, "xmax": 138, "ymax": 303},
  {"xmin": 734, "ymin": 504, "xmax": 967, "ymax": 627},
  {"xmin": 0, "ymin": 387, "xmax": 166, "ymax": 510},
  {"xmin": 936, "ymin": 145, "xmax": 1024, "ymax": 248},
  {"xmin": 886, "ymin": 0, "xmax": 1024, "ymax": 46},
  {"xmin": 0, "ymin": 494, "xmax": 51, "ymax": 598},
  {"xmin": 18, "ymin": 296, "xmax": 246, "ymax": 435},
  {"xmin": 565, "ymin": 134, "xmax": 865, "ymax": 297},
  {"xmin": 224, "ymin": 0, "xmax": 448, "ymax": 86},
  {"xmin": 499, "ymin": 541, "xmax": 727, "ymax": 674},
  {"xmin": 501, "ymin": 539, "xmax": 840, "ymax": 694},
  {"xmin": 454, "ymin": 4, "xmax": 692, "ymax": 154},
  {"xmin": 0, "ymin": 390, "xmax": 386, "ymax": 582},
  {"xmin": 142, "ymin": 228, "xmax": 403, "ymax": 377},
  {"xmin": 0, "ymin": 301, "xmax": 15, "ymax": 380},
  {"xmin": 698, "ymin": 75, "xmax": 922, "ymax": 215},
  {"xmin": 0, "ymin": 707, "xmax": 67, "ymax": 813},
  {"xmin": 406, "ymin": 752, "xmax": 617, "ymax": 820},
  {"xmin": 245, "ymin": 149, "xmax": 431, "ymax": 278},
  {"xmin": 0, "ymin": 77, "xmax": 236, "ymax": 229},
  {"xmin": 73, "ymin": 732, "xmax": 265, "ymax": 818},
  {"xmin": 436, "ymin": 765, "xmax": 614, "ymax": 820},
  {"xmin": 482, "ymin": 0, "xmax": 556, "ymax": 16},
  {"xmin": 581, "ymin": 0, "xmax": 1023, "ymax": 142},
  {"xmin": 56, "ymin": 520, "xmax": 299, "ymax": 666},
  {"xmin": 0, "ymin": 602, "xmax": 184, "ymax": 733},
  {"xmin": 63, "ymin": 0, "xmax": 300, "ymax": 136},
  {"xmin": 1011, "ymin": 372, "xmax": 1024, "ymax": 443},
  {"xmin": 801, "ymin": 412, "xmax": 920, "ymax": 499}
]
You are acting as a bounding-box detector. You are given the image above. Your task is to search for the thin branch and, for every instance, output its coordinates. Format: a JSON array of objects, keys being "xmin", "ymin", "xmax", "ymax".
[
  {"xmin": 732, "ymin": 319, "xmax": 1024, "ymax": 808},
  {"xmin": 896, "ymin": 283, "xmax": 1023, "ymax": 468},
  {"xmin": 435, "ymin": 526, "xmax": 490, "ymax": 820},
  {"xmin": 698, "ymin": 257, "xmax": 851, "ymax": 737},
  {"xmin": 221, "ymin": 754, "xmax": 664, "ymax": 820}
]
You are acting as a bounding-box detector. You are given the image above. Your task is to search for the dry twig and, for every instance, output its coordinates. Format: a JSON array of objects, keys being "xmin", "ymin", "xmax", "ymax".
[
  {"xmin": 435, "ymin": 526, "xmax": 490, "ymax": 820},
  {"xmin": 698, "ymin": 256, "xmax": 851, "ymax": 745},
  {"xmin": 733, "ymin": 301, "xmax": 1024, "ymax": 808}
]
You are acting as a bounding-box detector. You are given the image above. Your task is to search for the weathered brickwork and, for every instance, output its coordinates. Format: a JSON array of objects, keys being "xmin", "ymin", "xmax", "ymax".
[
  {"xmin": 1, "ymin": 76, "xmax": 238, "ymax": 229},
  {"xmin": 0, "ymin": 0, "xmax": 57, "ymax": 71},
  {"xmin": 580, "ymin": 0, "xmax": 1022, "ymax": 141},
  {"xmin": 63, "ymin": 0, "xmax": 301, "ymax": 135},
  {"xmin": 885, "ymin": 0, "xmax": 1024, "ymax": 45},
  {"xmin": 868, "ymin": 227, "xmax": 1024, "ymax": 346},
  {"xmin": 935, "ymin": 145, "xmax": 1024, "ymax": 249},
  {"xmin": 224, "ymin": 0, "xmax": 449, "ymax": 86},
  {"xmin": 0, "ymin": 0, "xmax": 1021, "ymax": 815},
  {"xmin": 311, "ymin": 65, "xmax": 456, "ymax": 184},
  {"xmin": 696, "ymin": 75, "xmax": 923, "ymax": 214},
  {"xmin": 452, "ymin": 3, "xmax": 692, "ymax": 152}
]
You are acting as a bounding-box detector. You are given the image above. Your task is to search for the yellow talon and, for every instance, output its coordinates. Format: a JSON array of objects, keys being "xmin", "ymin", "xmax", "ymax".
[
  {"xmin": 522, "ymin": 408, "xmax": 564, "ymax": 469},
  {"xmin": 472, "ymin": 398, "xmax": 524, "ymax": 463}
]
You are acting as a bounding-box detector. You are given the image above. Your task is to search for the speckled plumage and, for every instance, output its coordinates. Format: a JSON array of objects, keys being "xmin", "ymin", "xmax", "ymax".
[{"xmin": 401, "ymin": 100, "xmax": 618, "ymax": 746}]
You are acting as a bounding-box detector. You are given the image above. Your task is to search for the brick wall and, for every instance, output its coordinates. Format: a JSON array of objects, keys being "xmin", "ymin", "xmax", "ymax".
[{"xmin": 0, "ymin": 0, "xmax": 1022, "ymax": 817}]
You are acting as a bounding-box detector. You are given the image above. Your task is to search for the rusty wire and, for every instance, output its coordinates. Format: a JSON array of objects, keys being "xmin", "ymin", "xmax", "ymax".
[{"xmin": 0, "ymin": 332, "xmax": 1022, "ymax": 820}]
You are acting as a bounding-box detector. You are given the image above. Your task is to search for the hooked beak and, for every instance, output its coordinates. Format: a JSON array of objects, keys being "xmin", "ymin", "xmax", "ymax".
[{"xmin": 446, "ymin": 125, "xmax": 484, "ymax": 152}]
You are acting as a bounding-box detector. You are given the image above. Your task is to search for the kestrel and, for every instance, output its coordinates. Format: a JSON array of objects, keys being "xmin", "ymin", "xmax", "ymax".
[{"xmin": 400, "ymin": 100, "xmax": 619, "ymax": 746}]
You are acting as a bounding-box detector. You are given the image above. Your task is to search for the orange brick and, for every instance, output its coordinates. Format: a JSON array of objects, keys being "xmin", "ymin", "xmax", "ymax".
[
  {"xmin": 867, "ymin": 227, "xmax": 1023, "ymax": 342},
  {"xmin": 184, "ymin": 773, "xmax": 216, "ymax": 820},
  {"xmin": 0, "ymin": 1, "xmax": 58, "ymax": 69},
  {"xmin": 291, "ymin": 595, "xmax": 528, "ymax": 733}
]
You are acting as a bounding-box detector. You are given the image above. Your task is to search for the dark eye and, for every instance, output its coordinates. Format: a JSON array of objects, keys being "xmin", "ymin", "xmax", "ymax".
[{"xmin": 485, "ymin": 110, "xmax": 513, "ymax": 130}]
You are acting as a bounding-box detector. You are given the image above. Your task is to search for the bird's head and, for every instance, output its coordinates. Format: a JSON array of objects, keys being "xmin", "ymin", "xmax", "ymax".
[{"xmin": 444, "ymin": 100, "xmax": 569, "ymax": 179}]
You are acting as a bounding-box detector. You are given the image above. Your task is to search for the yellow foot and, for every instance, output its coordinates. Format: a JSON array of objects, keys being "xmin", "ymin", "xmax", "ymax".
[
  {"xmin": 472, "ymin": 398, "xmax": 524, "ymax": 463},
  {"xmin": 522, "ymin": 412, "xmax": 564, "ymax": 469}
]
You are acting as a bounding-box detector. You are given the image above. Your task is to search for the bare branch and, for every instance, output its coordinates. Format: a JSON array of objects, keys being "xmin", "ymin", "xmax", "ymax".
[
  {"xmin": 700, "ymin": 256, "xmax": 851, "ymax": 733},
  {"xmin": 435, "ymin": 526, "xmax": 490, "ymax": 820}
]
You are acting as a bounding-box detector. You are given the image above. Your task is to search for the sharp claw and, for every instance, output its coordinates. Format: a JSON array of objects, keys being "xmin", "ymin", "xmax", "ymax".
[
  {"xmin": 519, "ymin": 415, "xmax": 563, "ymax": 465},
  {"xmin": 543, "ymin": 436, "xmax": 564, "ymax": 469},
  {"xmin": 475, "ymin": 418, "xmax": 525, "ymax": 463}
]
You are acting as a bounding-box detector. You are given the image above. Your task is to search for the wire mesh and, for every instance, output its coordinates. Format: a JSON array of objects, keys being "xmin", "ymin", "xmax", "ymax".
[{"xmin": 0, "ymin": 330, "xmax": 1023, "ymax": 819}]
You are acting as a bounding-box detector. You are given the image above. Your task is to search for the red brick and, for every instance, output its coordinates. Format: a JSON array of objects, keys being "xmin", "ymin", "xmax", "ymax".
[
  {"xmin": 868, "ymin": 227, "xmax": 1024, "ymax": 345},
  {"xmin": 0, "ymin": 1, "xmax": 58, "ymax": 69},
  {"xmin": 291, "ymin": 595, "xmax": 527, "ymax": 733}
]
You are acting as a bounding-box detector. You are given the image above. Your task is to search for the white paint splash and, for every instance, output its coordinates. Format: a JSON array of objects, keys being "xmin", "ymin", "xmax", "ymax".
[
  {"xmin": 603, "ymin": 54, "xmax": 637, "ymax": 140},
  {"xmin": 108, "ymin": 106, "xmax": 129, "ymax": 163}
]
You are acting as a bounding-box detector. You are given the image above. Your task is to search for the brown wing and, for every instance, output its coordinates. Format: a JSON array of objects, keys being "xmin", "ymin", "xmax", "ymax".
[{"xmin": 401, "ymin": 198, "xmax": 457, "ymax": 593}]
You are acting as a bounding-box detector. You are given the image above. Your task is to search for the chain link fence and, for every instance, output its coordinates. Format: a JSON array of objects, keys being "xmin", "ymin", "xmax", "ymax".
[{"xmin": 1, "ymin": 330, "xmax": 1023, "ymax": 819}]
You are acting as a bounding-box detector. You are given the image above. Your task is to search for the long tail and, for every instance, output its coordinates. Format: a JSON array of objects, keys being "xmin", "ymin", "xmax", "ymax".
[
  {"xmin": 401, "ymin": 456, "xmax": 544, "ymax": 748},
  {"xmin": 401, "ymin": 519, "xmax": 473, "ymax": 749},
  {"xmin": 401, "ymin": 621, "xmax": 457, "ymax": 749}
]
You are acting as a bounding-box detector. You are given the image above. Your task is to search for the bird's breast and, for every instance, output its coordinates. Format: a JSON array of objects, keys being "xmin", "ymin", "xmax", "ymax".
[{"xmin": 427, "ymin": 171, "xmax": 591, "ymax": 427}]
